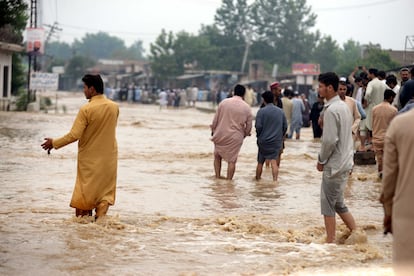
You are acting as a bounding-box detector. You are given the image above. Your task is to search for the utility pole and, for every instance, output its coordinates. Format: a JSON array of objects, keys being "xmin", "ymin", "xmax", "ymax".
[
  {"xmin": 241, "ymin": 30, "xmax": 252, "ymax": 74},
  {"xmin": 44, "ymin": 22, "xmax": 62, "ymax": 44},
  {"xmin": 403, "ymin": 35, "xmax": 414, "ymax": 64},
  {"xmin": 43, "ymin": 22, "xmax": 62, "ymax": 70},
  {"xmin": 241, "ymin": 38, "xmax": 251, "ymax": 74},
  {"xmin": 26, "ymin": 0, "xmax": 38, "ymax": 110}
]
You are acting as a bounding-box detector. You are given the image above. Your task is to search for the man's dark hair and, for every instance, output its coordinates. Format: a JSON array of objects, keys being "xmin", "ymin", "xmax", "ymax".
[
  {"xmin": 82, "ymin": 74, "xmax": 104, "ymax": 94},
  {"xmin": 368, "ymin": 68, "xmax": 378, "ymax": 76},
  {"xmin": 346, "ymin": 84, "xmax": 353, "ymax": 96},
  {"xmin": 385, "ymin": 74, "xmax": 397, "ymax": 86},
  {"xmin": 339, "ymin": 80, "xmax": 347, "ymax": 86},
  {"xmin": 359, "ymin": 71, "xmax": 368, "ymax": 80},
  {"xmin": 283, "ymin": 89, "xmax": 292, "ymax": 97},
  {"xmin": 318, "ymin": 72, "xmax": 339, "ymax": 92},
  {"xmin": 261, "ymin": 90, "xmax": 274, "ymax": 104},
  {"xmin": 378, "ymin": 70, "xmax": 386, "ymax": 79},
  {"xmin": 384, "ymin": 89, "xmax": 396, "ymax": 100},
  {"xmin": 233, "ymin": 84, "xmax": 246, "ymax": 97}
]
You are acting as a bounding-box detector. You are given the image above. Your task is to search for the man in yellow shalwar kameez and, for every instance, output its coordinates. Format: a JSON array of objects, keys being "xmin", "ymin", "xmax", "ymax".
[{"xmin": 41, "ymin": 74, "xmax": 119, "ymax": 220}]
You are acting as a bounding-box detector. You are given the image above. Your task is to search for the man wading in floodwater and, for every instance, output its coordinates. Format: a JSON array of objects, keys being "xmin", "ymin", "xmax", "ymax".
[
  {"xmin": 41, "ymin": 74, "xmax": 119, "ymax": 221},
  {"xmin": 316, "ymin": 72, "xmax": 357, "ymax": 243}
]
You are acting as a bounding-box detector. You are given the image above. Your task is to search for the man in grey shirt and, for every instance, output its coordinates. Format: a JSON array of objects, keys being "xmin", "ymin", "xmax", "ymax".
[
  {"xmin": 317, "ymin": 72, "xmax": 357, "ymax": 243},
  {"xmin": 255, "ymin": 91, "xmax": 287, "ymax": 181}
]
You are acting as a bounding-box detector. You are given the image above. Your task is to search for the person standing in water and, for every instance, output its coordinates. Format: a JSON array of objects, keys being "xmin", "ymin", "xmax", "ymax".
[
  {"xmin": 255, "ymin": 91, "xmax": 287, "ymax": 181},
  {"xmin": 210, "ymin": 84, "xmax": 252, "ymax": 180},
  {"xmin": 316, "ymin": 72, "xmax": 357, "ymax": 243},
  {"xmin": 41, "ymin": 74, "xmax": 119, "ymax": 221}
]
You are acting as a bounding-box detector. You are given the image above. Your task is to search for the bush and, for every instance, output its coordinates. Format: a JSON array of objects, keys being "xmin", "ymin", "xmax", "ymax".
[
  {"xmin": 40, "ymin": 96, "xmax": 52, "ymax": 111},
  {"xmin": 15, "ymin": 89, "xmax": 28, "ymax": 111}
]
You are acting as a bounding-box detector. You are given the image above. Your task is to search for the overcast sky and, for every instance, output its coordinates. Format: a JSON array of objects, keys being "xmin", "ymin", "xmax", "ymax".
[{"xmin": 38, "ymin": 0, "xmax": 413, "ymax": 53}]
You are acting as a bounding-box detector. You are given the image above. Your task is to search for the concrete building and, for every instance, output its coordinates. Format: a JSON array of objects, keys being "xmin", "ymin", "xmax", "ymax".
[
  {"xmin": 0, "ymin": 41, "xmax": 24, "ymax": 111},
  {"xmin": 386, "ymin": 49, "xmax": 414, "ymax": 66}
]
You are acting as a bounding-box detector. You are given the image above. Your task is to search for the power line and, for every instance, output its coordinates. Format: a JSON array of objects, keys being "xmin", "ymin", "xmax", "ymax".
[
  {"xmin": 56, "ymin": 23, "xmax": 174, "ymax": 37},
  {"xmin": 313, "ymin": 0, "xmax": 399, "ymax": 12},
  {"xmin": 44, "ymin": 21, "xmax": 62, "ymax": 44}
]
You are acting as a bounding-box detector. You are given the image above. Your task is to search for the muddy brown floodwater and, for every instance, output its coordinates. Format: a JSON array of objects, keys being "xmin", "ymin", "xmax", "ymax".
[{"xmin": 0, "ymin": 91, "xmax": 393, "ymax": 275}]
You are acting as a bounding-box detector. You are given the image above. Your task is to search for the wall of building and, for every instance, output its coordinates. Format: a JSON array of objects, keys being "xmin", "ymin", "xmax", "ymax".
[
  {"xmin": 386, "ymin": 50, "xmax": 414, "ymax": 66},
  {"xmin": 0, "ymin": 51, "xmax": 12, "ymax": 111}
]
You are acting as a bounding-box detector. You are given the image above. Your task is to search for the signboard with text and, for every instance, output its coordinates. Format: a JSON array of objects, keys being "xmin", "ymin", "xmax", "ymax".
[
  {"xmin": 292, "ymin": 63, "xmax": 320, "ymax": 75},
  {"xmin": 30, "ymin": 72, "xmax": 59, "ymax": 90}
]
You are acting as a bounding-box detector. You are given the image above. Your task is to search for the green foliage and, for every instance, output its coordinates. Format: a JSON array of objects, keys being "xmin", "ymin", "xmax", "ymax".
[
  {"xmin": 44, "ymin": 57, "xmax": 66, "ymax": 72},
  {"xmin": 39, "ymin": 96, "xmax": 52, "ymax": 111},
  {"xmin": 34, "ymin": 0, "xmax": 401, "ymax": 86},
  {"xmin": 149, "ymin": 29, "xmax": 182, "ymax": 84},
  {"xmin": 311, "ymin": 35, "xmax": 340, "ymax": 72},
  {"xmin": 72, "ymin": 32, "xmax": 126, "ymax": 60},
  {"xmin": 1, "ymin": 0, "xmax": 28, "ymax": 96},
  {"xmin": 198, "ymin": 25, "xmax": 244, "ymax": 71},
  {"xmin": 334, "ymin": 39, "xmax": 363, "ymax": 76},
  {"xmin": 174, "ymin": 31, "xmax": 207, "ymax": 70},
  {"xmin": 111, "ymin": 40, "xmax": 146, "ymax": 60},
  {"xmin": 11, "ymin": 53, "xmax": 26, "ymax": 95},
  {"xmin": 251, "ymin": 0, "xmax": 318, "ymax": 68},
  {"xmin": 148, "ymin": 0, "xmax": 321, "ymax": 80},
  {"xmin": 0, "ymin": 0, "xmax": 29, "ymax": 35},
  {"xmin": 214, "ymin": 0, "xmax": 251, "ymax": 41},
  {"xmin": 359, "ymin": 44, "xmax": 400, "ymax": 70},
  {"xmin": 46, "ymin": 37, "xmax": 146, "ymax": 63},
  {"xmin": 329, "ymin": 41, "xmax": 399, "ymax": 76},
  {"xmin": 65, "ymin": 55, "xmax": 96, "ymax": 79},
  {"xmin": 45, "ymin": 41, "xmax": 72, "ymax": 60},
  {"xmin": 148, "ymin": 24, "xmax": 248, "ymax": 84},
  {"xmin": 14, "ymin": 88, "xmax": 28, "ymax": 111}
]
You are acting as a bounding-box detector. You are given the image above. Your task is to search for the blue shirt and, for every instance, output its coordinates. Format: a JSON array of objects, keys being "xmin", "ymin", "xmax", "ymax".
[{"xmin": 256, "ymin": 103, "xmax": 287, "ymax": 146}]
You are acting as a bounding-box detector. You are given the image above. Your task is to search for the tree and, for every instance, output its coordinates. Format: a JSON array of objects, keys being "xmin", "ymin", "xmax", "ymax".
[
  {"xmin": 65, "ymin": 55, "xmax": 96, "ymax": 79},
  {"xmin": 72, "ymin": 32, "xmax": 126, "ymax": 60},
  {"xmin": 173, "ymin": 31, "xmax": 212, "ymax": 71},
  {"xmin": 0, "ymin": 0, "xmax": 28, "ymax": 95},
  {"xmin": 0, "ymin": 0, "xmax": 28, "ymax": 43},
  {"xmin": 11, "ymin": 53, "xmax": 26, "ymax": 95},
  {"xmin": 214, "ymin": 0, "xmax": 251, "ymax": 41},
  {"xmin": 215, "ymin": 0, "xmax": 259, "ymax": 72},
  {"xmin": 45, "ymin": 41, "xmax": 72, "ymax": 60},
  {"xmin": 334, "ymin": 39, "xmax": 363, "ymax": 76},
  {"xmin": 251, "ymin": 0, "xmax": 319, "ymax": 70},
  {"xmin": 311, "ymin": 35, "xmax": 339, "ymax": 72},
  {"xmin": 360, "ymin": 44, "xmax": 400, "ymax": 71},
  {"xmin": 198, "ymin": 25, "xmax": 245, "ymax": 71},
  {"xmin": 42, "ymin": 41, "xmax": 72, "ymax": 72},
  {"xmin": 148, "ymin": 0, "xmax": 327, "ymax": 83},
  {"xmin": 127, "ymin": 40, "xmax": 145, "ymax": 60},
  {"xmin": 111, "ymin": 40, "xmax": 146, "ymax": 60},
  {"xmin": 333, "ymin": 42, "xmax": 399, "ymax": 76},
  {"xmin": 149, "ymin": 29, "xmax": 181, "ymax": 86}
]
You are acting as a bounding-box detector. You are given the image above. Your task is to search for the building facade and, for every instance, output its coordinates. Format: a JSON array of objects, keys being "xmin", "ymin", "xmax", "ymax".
[{"xmin": 0, "ymin": 41, "xmax": 24, "ymax": 111}]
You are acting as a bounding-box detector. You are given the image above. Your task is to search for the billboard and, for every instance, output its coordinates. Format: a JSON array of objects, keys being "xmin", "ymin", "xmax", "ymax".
[
  {"xmin": 292, "ymin": 63, "xmax": 320, "ymax": 75},
  {"xmin": 26, "ymin": 28, "xmax": 45, "ymax": 55}
]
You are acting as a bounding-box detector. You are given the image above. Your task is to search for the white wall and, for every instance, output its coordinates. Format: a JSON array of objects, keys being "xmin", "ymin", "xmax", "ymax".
[{"xmin": 0, "ymin": 51, "xmax": 13, "ymax": 110}]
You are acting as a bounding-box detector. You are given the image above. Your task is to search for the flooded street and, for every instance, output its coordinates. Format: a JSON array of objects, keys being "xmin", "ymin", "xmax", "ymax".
[{"xmin": 0, "ymin": 92, "xmax": 393, "ymax": 275}]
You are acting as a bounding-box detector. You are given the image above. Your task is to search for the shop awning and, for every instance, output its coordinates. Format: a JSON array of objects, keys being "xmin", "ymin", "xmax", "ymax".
[{"xmin": 176, "ymin": 74, "xmax": 205, "ymax": 80}]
